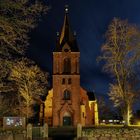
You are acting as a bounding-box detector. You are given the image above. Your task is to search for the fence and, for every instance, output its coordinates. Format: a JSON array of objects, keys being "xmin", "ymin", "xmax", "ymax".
[
  {"xmin": 27, "ymin": 123, "xmax": 48, "ymax": 140},
  {"xmin": 0, "ymin": 123, "xmax": 82, "ymax": 140}
]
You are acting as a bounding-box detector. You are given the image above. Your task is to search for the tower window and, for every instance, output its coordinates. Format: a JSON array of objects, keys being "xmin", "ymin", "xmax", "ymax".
[
  {"xmin": 68, "ymin": 78, "xmax": 71, "ymax": 84},
  {"xmin": 63, "ymin": 58, "xmax": 71, "ymax": 74},
  {"xmin": 62, "ymin": 78, "xmax": 65, "ymax": 84},
  {"xmin": 63, "ymin": 89, "xmax": 71, "ymax": 100}
]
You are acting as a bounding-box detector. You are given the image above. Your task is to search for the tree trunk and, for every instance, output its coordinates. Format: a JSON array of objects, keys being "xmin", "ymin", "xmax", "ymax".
[{"xmin": 123, "ymin": 103, "xmax": 131, "ymax": 126}]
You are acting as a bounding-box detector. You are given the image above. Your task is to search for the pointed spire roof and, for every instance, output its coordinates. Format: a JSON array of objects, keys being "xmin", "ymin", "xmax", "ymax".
[{"xmin": 54, "ymin": 6, "xmax": 79, "ymax": 52}]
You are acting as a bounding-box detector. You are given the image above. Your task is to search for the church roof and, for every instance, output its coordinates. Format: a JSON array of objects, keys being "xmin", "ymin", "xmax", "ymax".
[
  {"xmin": 87, "ymin": 91, "xmax": 96, "ymax": 101},
  {"xmin": 54, "ymin": 6, "xmax": 79, "ymax": 52}
]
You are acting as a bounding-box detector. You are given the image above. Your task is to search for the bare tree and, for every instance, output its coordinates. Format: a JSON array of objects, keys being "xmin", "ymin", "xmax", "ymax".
[
  {"xmin": 98, "ymin": 18, "xmax": 140, "ymax": 126},
  {"xmin": 0, "ymin": 86, "xmax": 19, "ymax": 117},
  {"xmin": 0, "ymin": 0, "xmax": 48, "ymax": 95},
  {"xmin": 0, "ymin": 0, "xmax": 49, "ymax": 118},
  {"xmin": 9, "ymin": 58, "xmax": 48, "ymax": 120},
  {"xmin": 0, "ymin": 0, "xmax": 48, "ymax": 56},
  {"xmin": 98, "ymin": 96, "xmax": 119, "ymax": 121}
]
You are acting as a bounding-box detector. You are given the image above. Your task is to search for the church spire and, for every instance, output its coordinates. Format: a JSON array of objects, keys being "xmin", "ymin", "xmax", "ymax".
[
  {"xmin": 55, "ymin": 5, "xmax": 79, "ymax": 52},
  {"xmin": 59, "ymin": 5, "xmax": 74, "ymax": 45}
]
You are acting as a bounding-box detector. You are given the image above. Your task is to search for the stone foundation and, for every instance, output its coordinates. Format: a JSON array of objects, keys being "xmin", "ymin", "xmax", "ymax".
[{"xmin": 82, "ymin": 126, "xmax": 140, "ymax": 140}]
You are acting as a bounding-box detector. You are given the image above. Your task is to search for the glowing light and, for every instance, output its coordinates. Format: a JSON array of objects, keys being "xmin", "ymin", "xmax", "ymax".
[
  {"xmin": 65, "ymin": 5, "xmax": 69, "ymax": 13},
  {"xmin": 109, "ymin": 120, "xmax": 113, "ymax": 122},
  {"xmin": 65, "ymin": 8, "xmax": 68, "ymax": 12}
]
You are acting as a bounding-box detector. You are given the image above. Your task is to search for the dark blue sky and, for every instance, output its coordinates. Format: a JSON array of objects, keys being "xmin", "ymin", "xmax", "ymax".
[{"xmin": 28, "ymin": 0, "xmax": 140, "ymax": 96}]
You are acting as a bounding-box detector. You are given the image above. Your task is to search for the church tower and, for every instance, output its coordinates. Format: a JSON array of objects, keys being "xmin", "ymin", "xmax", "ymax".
[
  {"xmin": 52, "ymin": 6, "xmax": 81, "ymax": 126},
  {"xmin": 44, "ymin": 6, "xmax": 99, "ymax": 127}
]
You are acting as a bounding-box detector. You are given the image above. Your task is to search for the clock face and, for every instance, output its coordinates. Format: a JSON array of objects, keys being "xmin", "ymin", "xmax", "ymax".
[
  {"xmin": 62, "ymin": 43, "xmax": 71, "ymax": 52},
  {"xmin": 64, "ymin": 48, "xmax": 69, "ymax": 52}
]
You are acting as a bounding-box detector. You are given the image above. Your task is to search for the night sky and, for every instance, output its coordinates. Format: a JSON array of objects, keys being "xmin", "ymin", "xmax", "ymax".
[{"xmin": 28, "ymin": 0, "xmax": 140, "ymax": 97}]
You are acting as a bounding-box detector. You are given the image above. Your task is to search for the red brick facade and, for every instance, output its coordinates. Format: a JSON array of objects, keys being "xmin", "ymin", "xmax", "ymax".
[{"xmin": 52, "ymin": 51, "xmax": 81, "ymax": 126}]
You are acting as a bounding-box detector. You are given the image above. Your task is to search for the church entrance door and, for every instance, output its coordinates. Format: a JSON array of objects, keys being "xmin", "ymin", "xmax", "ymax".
[
  {"xmin": 63, "ymin": 116, "xmax": 71, "ymax": 126},
  {"xmin": 63, "ymin": 112, "xmax": 72, "ymax": 126}
]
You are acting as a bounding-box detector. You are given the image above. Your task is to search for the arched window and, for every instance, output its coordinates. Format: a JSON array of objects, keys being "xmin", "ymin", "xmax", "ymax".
[
  {"xmin": 63, "ymin": 58, "xmax": 71, "ymax": 74},
  {"xmin": 63, "ymin": 89, "xmax": 71, "ymax": 100},
  {"xmin": 62, "ymin": 78, "xmax": 65, "ymax": 84}
]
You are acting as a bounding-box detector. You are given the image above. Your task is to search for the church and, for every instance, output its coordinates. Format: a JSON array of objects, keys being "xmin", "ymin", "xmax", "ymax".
[{"xmin": 43, "ymin": 7, "xmax": 99, "ymax": 127}]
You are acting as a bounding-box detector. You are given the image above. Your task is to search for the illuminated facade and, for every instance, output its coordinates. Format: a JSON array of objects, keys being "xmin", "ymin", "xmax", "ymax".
[{"xmin": 44, "ymin": 7, "xmax": 99, "ymax": 126}]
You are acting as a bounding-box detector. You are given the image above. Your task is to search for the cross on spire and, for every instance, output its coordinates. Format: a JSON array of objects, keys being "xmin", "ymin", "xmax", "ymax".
[{"xmin": 65, "ymin": 5, "xmax": 69, "ymax": 13}]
